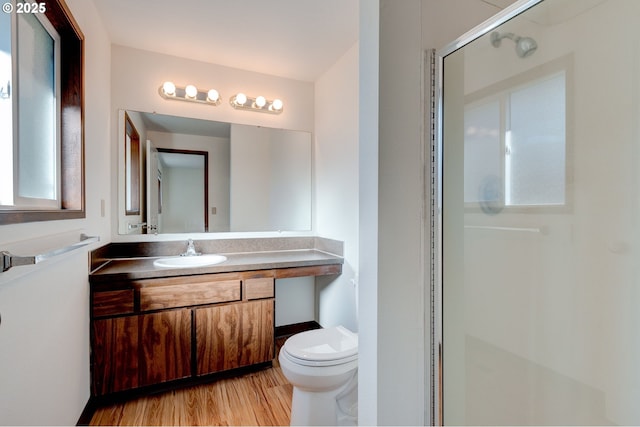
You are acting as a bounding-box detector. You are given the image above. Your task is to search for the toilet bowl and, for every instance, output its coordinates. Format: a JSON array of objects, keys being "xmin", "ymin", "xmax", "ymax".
[{"xmin": 279, "ymin": 325, "xmax": 358, "ymax": 426}]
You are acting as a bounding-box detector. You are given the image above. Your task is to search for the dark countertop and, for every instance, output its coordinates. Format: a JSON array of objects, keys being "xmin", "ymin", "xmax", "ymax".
[{"xmin": 90, "ymin": 249, "xmax": 343, "ymax": 283}]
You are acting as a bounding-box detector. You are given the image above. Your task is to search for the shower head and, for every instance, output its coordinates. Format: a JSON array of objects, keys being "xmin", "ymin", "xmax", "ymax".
[{"xmin": 490, "ymin": 31, "xmax": 538, "ymax": 58}]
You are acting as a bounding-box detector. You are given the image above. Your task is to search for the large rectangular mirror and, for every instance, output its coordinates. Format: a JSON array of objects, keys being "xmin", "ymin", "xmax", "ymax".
[{"xmin": 119, "ymin": 110, "xmax": 312, "ymax": 234}]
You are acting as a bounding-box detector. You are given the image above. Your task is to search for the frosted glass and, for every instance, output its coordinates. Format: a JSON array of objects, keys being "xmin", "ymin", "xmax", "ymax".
[
  {"xmin": 507, "ymin": 73, "xmax": 565, "ymax": 206},
  {"xmin": 17, "ymin": 12, "xmax": 57, "ymax": 201},
  {"xmin": 464, "ymin": 101, "xmax": 502, "ymax": 204},
  {"xmin": 0, "ymin": 11, "xmax": 13, "ymax": 205}
]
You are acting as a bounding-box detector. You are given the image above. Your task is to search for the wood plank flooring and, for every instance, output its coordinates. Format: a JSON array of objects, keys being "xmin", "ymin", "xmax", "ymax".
[{"xmin": 89, "ymin": 338, "xmax": 292, "ymax": 426}]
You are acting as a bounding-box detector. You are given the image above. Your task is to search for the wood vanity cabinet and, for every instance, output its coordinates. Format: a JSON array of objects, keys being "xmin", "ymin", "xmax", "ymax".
[
  {"xmin": 196, "ymin": 292, "xmax": 274, "ymax": 375},
  {"xmin": 91, "ymin": 309, "xmax": 191, "ymax": 395},
  {"xmin": 91, "ymin": 315, "xmax": 139, "ymax": 394},
  {"xmin": 90, "ymin": 272, "xmax": 276, "ymax": 396},
  {"xmin": 90, "ymin": 263, "xmax": 341, "ymax": 397}
]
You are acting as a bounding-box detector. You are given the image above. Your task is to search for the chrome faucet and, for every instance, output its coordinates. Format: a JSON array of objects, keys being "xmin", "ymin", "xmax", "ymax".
[{"xmin": 181, "ymin": 238, "xmax": 201, "ymax": 256}]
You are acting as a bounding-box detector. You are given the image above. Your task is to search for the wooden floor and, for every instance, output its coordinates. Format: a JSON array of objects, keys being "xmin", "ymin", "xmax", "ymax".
[{"xmin": 89, "ymin": 338, "xmax": 292, "ymax": 426}]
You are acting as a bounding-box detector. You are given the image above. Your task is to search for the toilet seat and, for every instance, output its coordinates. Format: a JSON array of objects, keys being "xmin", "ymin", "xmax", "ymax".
[{"xmin": 282, "ymin": 326, "xmax": 358, "ymax": 367}]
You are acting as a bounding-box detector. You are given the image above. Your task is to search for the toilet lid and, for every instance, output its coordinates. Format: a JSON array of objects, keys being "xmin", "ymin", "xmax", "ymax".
[{"xmin": 283, "ymin": 326, "xmax": 358, "ymax": 364}]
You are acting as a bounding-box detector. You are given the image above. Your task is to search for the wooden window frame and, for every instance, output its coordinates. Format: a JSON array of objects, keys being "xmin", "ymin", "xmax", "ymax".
[
  {"xmin": 124, "ymin": 113, "xmax": 141, "ymax": 216},
  {"xmin": 0, "ymin": 0, "xmax": 85, "ymax": 225}
]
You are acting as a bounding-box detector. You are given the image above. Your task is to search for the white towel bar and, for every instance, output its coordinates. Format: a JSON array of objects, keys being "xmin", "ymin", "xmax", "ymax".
[
  {"xmin": 1, "ymin": 233, "xmax": 99, "ymax": 273},
  {"xmin": 464, "ymin": 225, "xmax": 546, "ymax": 234}
]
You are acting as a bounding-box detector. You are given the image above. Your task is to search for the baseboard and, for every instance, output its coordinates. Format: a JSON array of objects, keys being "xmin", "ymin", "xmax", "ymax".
[
  {"xmin": 77, "ymin": 398, "xmax": 99, "ymax": 426},
  {"xmin": 275, "ymin": 320, "xmax": 321, "ymax": 338}
]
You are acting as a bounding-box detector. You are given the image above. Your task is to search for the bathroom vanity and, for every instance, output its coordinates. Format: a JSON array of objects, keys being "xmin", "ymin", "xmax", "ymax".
[{"xmin": 88, "ymin": 237, "xmax": 342, "ymax": 397}]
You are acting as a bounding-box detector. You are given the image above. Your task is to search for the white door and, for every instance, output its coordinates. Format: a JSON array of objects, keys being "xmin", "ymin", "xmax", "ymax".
[{"xmin": 146, "ymin": 139, "xmax": 160, "ymax": 233}]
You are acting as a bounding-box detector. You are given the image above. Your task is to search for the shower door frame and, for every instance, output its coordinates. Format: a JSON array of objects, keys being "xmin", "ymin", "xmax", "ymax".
[{"xmin": 430, "ymin": 0, "xmax": 544, "ymax": 425}]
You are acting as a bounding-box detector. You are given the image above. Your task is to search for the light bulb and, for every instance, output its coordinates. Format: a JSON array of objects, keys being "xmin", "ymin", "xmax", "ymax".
[
  {"xmin": 162, "ymin": 81, "xmax": 176, "ymax": 96},
  {"xmin": 235, "ymin": 93, "xmax": 247, "ymax": 105},
  {"xmin": 185, "ymin": 85, "xmax": 198, "ymax": 99},
  {"xmin": 207, "ymin": 89, "xmax": 220, "ymax": 103},
  {"xmin": 255, "ymin": 96, "xmax": 266, "ymax": 108},
  {"xmin": 271, "ymin": 98, "xmax": 283, "ymax": 111}
]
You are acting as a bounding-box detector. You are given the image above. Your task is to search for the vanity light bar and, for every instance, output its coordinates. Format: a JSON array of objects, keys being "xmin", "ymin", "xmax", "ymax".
[
  {"xmin": 159, "ymin": 81, "xmax": 221, "ymax": 105},
  {"xmin": 229, "ymin": 93, "xmax": 284, "ymax": 114}
]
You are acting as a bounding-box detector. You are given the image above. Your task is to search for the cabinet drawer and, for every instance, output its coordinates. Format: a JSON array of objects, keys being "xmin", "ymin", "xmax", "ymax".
[
  {"xmin": 93, "ymin": 289, "xmax": 134, "ymax": 317},
  {"xmin": 244, "ymin": 277, "xmax": 274, "ymax": 300},
  {"xmin": 139, "ymin": 279, "xmax": 241, "ymax": 311}
]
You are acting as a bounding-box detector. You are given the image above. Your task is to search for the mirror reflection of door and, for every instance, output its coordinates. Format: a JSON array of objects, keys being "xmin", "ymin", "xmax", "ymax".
[
  {"xmin": 152, "ymin": 148, "xmax": 208, "ymax": 233},
  {"xmin": 145, "ymin": 140, "xmax": 159, "ymax": 233}
]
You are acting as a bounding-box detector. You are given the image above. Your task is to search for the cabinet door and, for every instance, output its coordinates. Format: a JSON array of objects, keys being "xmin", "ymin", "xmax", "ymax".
[
  {"xmin": 139, "ymin": 309, "xmax": 192, "ymax": 387},
  {"xmin": 195, "ymin": 300, "xmax": 274, "ymax": 375},
  {"xmin": 92, "ymin": 316, "xmax": 139, "ymax": 395}
]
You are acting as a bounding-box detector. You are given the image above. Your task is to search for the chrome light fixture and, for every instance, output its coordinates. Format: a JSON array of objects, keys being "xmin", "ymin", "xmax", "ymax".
[
  {"xmin": 159, "ymin": 81, "xmax": 222, "ymax": 105},
  {"xmin": 230, "ymin": 93, "xmax": 284, "ymax": 114}
]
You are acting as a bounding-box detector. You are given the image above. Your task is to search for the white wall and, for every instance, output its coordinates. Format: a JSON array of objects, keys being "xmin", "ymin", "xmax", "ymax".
[
  {"xmin": 422, "ymin": 0, "xmax": 507, "ymax": 49},
  {"xmin": 314, "ymin": 43, "xmax": 359, "ymax": 333},
  {"xmin": 229, "ymin": 124, "xmax": 312, "ymax": 232},
  {"xmin": 357, "ymin": 2, "xmax": 379, "ymax": 424},
  {"xmin": 269, "ymin": 129, "xmax": 313, "ymax": 231},
  {"xmin": 377, "ymin": 1, "xmax": 426, "ymax": 424},
  {"xmin": 0, "ymin": 0, "xmax": 112, "ymax": 423},
  {"xmin": 230, "ymin": 126, "xmax": 271, "ymax": 231},
  {"xmin": 110, "ymin": 45, "xmax": 314, "ymax": 133},
  {"xmin": 275, "ymin": 277, "xmax": 316, "ymax": 327}
]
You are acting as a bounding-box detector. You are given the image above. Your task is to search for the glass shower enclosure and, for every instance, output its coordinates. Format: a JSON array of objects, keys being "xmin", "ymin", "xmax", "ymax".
[{"xmin": 434, "ymin": 0, "xmax": 640, "ymax": 424}]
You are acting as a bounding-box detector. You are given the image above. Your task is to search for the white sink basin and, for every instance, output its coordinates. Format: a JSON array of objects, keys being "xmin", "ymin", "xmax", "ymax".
[{"xmin": 153, "ymin": 254, "xmax": 227, "ymax": 268}]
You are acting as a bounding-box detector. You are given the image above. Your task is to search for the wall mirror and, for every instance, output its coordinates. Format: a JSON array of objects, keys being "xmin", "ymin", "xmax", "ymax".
[{"xmin": 119, "ymin": 110, "xmax": 312, "ymax": 235}]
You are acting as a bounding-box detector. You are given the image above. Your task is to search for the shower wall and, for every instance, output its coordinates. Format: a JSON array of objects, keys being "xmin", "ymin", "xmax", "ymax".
[{"xmin": 441, "ymin": 1, "xmax": 640, "ymax": 425}]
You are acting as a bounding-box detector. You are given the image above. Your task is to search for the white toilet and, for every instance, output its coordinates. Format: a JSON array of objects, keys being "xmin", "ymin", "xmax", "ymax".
[{"xmin": 279, "ymin": 325, "xmax": 358, "ymax": 426}]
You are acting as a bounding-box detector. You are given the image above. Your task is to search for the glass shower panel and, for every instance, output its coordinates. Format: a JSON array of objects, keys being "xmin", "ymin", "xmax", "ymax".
[{"xmin": 440, "ymin": 0, "xmax": 640, "ymax": 425}]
